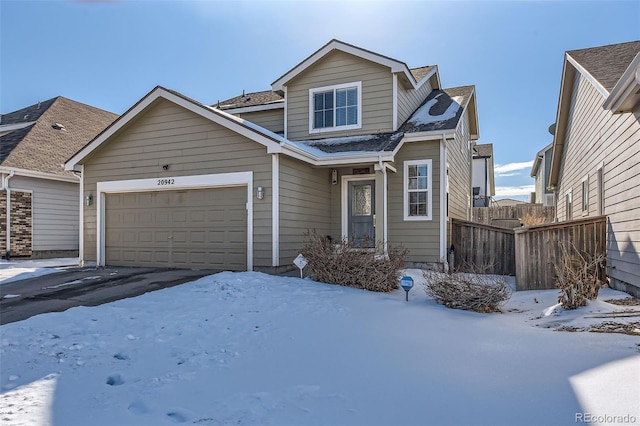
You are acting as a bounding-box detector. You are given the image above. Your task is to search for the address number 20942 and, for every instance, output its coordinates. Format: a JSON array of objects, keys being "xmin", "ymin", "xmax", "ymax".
[{"xmin": 157, "ymin": 179, "xmax": 175, "ymax": 186}]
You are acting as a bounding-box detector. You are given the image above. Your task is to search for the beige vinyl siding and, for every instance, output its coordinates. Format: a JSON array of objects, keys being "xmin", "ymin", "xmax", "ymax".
[
  {"xmin": 10, "ymin": 175, "xmax": 79, "ymax": 251},
  {"xmin": 238, "ymin": 109, "xmax": 284, "ymax": 134},
  {"xmin": 279, "ymin": 156, "xmax": 331, "ymax": 263},
  {"xmin": 447, "ymin": 110, "xmax": 472, "ymax": 221},
  {"xmin": 556, "ymin": 71, "xmax": 640, "ymax": 292},
  {"xmin": 397, "ymin": 80, "xmax": 433, "ymax": 126},
  {"xmin": 388, "ymin": 141, "xmax": 441, "ymax": 264},
  {"xmin": 286, "ymin": 50, "xmax": 393, "ymax": 140},
  {"xmin": 82, "ymin": 99, "xmax": 273, "ymax": 268}
]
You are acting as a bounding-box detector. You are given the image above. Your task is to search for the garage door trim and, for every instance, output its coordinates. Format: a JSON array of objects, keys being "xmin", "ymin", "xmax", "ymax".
[{"xmin": 96, "ymin": 172, "xmax": 253, "ymax": 270}]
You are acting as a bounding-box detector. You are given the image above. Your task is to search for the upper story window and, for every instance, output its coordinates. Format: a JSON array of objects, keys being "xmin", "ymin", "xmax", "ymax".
[{"xmin": 309, "ymin": 82, "xmax": 362, "ymax": 134}]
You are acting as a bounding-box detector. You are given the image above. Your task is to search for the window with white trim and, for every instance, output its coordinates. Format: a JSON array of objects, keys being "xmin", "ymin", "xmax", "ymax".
[
  {"xmin": 404, "ymin": 159, "xmax": 432, "ymax": 220},
  {"xmin": 582, "ymin": 175, "xmax": 589, "ymax": 213},
  {"xmin": 309, "ymin": 82, "xmax": 362, "ymax": 133}
]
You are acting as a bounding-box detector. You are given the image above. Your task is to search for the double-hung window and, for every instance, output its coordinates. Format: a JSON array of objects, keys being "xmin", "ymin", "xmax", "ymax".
[
  {"xmin": 309, "ymin": 82, "xmax": 362, "ymax": 133},
  {"xmin": 404, "ymin": 159, "xmax": 432, "ymax": 220}
]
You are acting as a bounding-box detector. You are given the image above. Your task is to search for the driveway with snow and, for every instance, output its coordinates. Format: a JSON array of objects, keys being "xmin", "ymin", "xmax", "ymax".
[{"xmin": 1, "ymin": 270, "xmax": 638, "ymax": 425}]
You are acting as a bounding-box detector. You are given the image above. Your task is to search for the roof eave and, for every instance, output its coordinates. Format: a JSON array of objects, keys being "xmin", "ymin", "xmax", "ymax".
[
  {"xmin": 65, "ymin": 87, "xmax": 285, "ymax": 171},
  {"xmin": 272, "ymin": 39, "xmax": 416, "ymax": 91},
  {"xmin": 602, "ymin": 53, "xmax": 640, "ymax": 113},
  {"xmin": 549, "ymin": 55, "xmax": 577, "ymax": 188}
]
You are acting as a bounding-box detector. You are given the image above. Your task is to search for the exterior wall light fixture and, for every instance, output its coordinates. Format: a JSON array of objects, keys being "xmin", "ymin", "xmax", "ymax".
[
  {"xmin": 85, "ymin": 194, "xmax": 93, "ymax": 206},
  {"xmin": 256, "ymin": 186, "xmax": 265, "ymax": 200}
]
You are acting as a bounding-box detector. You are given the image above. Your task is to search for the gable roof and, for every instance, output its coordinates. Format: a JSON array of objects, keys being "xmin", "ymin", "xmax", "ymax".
[
  {"xmin": 549, "ymin": 41, "xmax": 640, "ymax": 188},
  {"xmin": 530, "ymin": 143, "xmax": 552, "ymax": 177},
  {"xmin": 1, "ymin": 97, "xmax": 117, "ymax": 177},
  {"xmin": 567, "ymin": 41, "xmax": 640, "ymax": 93},
  {"xmin": 271, "ymin": 39, "xmax": 440, "ymax": 92},
  {"xmin": 398, "ymin": 85, "xmax": 476, "ymax": 134},
  {"xmin": 65, "ymin": 86, "xmax": 288, "ymax": 171},
  {"xmin": 473, "ymin": 143, "xmax": 493, "ymax": 158}
]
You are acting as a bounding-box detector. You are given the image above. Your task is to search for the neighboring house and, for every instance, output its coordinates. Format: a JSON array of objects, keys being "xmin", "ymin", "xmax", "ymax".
[
  {"xmin": 548, "ymin": 40, "xmax": 640, "ymax": 296},
  {"xmin": 471, "ymin": 143, "xmax": 495, "ymax": 207},
  {"xmin": 65, "ymin": 39, "xmax": 479, "ymax": 271},
  {"xmin": 530, "ymin": 143, "xmax": 553, "ymax": 206},
  {"xmin": 492, "ymin": 198, "xmax": 528, "ymax": 207},
  {"xmin": 1, "ymin": 97, "xmax": 117, "ymax": 259}
]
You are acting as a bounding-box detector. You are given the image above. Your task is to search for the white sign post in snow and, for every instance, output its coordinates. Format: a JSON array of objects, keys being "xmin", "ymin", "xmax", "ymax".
[{"xmin": 293, "ymin": 254, "xmax": 308, "ymax": 278}]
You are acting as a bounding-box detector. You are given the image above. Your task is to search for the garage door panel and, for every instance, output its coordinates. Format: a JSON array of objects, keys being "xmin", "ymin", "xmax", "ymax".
[{"xmin": 105, "ymin": 187, "xmax": 247, "ymax": 270}]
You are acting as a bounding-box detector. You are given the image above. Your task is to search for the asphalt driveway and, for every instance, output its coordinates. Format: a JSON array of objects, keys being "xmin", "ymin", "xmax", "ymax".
[{"xmin": 0, "ymin": 266, "xmax": 219, "ymax": 325}]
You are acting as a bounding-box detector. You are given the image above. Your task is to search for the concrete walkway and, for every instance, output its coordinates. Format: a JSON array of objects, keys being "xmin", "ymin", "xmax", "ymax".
[{"xmin": 0, "ymin": 266, "xmax": 219, "ymax": 325}]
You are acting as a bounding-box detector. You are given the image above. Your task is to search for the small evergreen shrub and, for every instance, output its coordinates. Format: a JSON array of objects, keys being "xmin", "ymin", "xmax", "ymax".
[{"xmin": 300, "ymin": 230, "xmax": 408, "ymax": 292}]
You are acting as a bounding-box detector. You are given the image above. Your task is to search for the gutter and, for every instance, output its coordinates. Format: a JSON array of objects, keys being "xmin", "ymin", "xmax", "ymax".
[{"xmin": 3, "ymin": 170, "xmax": 15, "ymax": 259}]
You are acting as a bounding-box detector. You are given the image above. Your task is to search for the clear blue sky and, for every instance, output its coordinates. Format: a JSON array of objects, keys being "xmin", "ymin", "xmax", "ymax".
[{"xmin": 2, "ymin": 0, "xmax": 639, "ymax": 200}]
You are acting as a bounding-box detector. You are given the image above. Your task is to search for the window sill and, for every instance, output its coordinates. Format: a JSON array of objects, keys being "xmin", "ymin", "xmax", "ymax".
[{"xmin": 309, "ymin": 123, "xmax": 362, "ymax": 134}]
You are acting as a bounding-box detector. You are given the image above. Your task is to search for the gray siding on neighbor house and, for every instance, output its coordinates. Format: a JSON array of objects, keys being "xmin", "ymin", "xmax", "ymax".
[
  {"xmin": 397, "ymin": 79, "xmax": 433, "ymax": 127},
  {"xmin": 238, "ymin": 109, "xmax": 284, "ymax": 134},
  {"xmin": 278, "ymin": 156, "xmax": 332, "ymax": 264},
  {"xmin": 556, "ymin": 71, "xmax": 640, "ymax": 292},
  {"xmin": 388, "ymin": 141, "xmax": 442, "ymax": 264},
  {"xmin": 286, "ymin": 50, "xmax": 393, "ymax": 140},
  {"xmin": 10, "ymin": 175, "xmax": 79, "ymax": 252},
  {"xmin": 447, "ymin": 110, "xmax": 472, "ymax": 223},
  {"xmin": 82, "ymin": 99, "xmax": 273, "ymax": 268}
]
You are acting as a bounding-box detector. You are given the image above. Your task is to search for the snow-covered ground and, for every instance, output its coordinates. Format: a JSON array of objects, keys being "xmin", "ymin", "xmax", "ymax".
[
  {"xmin": 1, "ymin": 269, "xmax": 639, "ymax": 426},
  {"xmin": 0, "ymin": 258, "xmax": 79, "ymax": 285}
]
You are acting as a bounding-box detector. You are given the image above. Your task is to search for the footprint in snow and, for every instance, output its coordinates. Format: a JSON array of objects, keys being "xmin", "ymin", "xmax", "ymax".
[
  {"xmin": 128, "ymin": 400, "xmax": 148, "ymax": 415},
  {"xmin": 166, "ymin": 411, "xmax": 189, "ymax": 423},
  {"xmin": 106, "ymin": 374, "xmax": 124, "ymax": 386},
  {"xmin": 113, "ymin": 352, "xmax": 129, "ymax": 361}
]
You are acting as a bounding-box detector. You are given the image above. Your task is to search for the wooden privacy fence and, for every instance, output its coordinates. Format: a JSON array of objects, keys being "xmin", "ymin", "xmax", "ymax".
[
  {"xmin": 450, "ymin": 218, "xmax": 516, "ymax": 275},
  {"xmin": 514, "ymin": 216, "xmax": 607, "ymax": 291},
  {"xmin": 473, "ymin": 205, "xmax": 556, "ymax": 228}
]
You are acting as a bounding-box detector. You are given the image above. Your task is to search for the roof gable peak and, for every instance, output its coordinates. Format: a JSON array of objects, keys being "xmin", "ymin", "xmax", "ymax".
[{"xmin": 272, "ymin": 39, "xmax": 427, "ymax": 92}]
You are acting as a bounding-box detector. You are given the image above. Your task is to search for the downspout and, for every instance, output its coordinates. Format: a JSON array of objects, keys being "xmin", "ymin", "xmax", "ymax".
[
  {"xmin": 3, "ymin": 170, "xmax": 15, "ymax": 259},
  {"xmin": 484, "ymin": 157, "xmax": 488, "ymax": 207},
  {"xmin": 73, "ymin": 167, "xmax": 84, "ymax": 266},
  {"xmin": 378, "ymin": 156, "xmax": 388, "ymax": 253}
]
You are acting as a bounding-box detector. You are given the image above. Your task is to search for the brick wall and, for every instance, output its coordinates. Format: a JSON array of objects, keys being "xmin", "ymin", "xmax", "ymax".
[{"xmin": 0, "ymin": 191, "xmax": 32, "ymax": 258}]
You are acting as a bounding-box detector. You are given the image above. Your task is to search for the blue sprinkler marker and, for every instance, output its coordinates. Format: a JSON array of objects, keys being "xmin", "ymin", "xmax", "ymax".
[{"xmin": 400, "ymin": 275, "xmax": 414, "ymax": 301}]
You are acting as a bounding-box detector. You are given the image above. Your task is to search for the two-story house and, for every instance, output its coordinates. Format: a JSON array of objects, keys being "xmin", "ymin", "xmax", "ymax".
[
  {"xmin": 471, "ymin": 143, "xmax": 494, "ymax": 207},
  {"xmin": 65, "ymin": 40, "xmax": 479, "ymax": 272},
  {"xmin": 530, "ymin": 143, "xmax": 553, "ymax": 206},
  {"xmin": 548, "ymin": 40, "xmax": 640, "ymax": 296}
]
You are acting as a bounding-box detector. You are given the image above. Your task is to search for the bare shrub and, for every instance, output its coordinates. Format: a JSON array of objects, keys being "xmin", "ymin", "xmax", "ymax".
[
  {"xmin": 520, "ymin": 211, "xmax": 551, "ymax": 227},
  {"xmin": 554, "ymin": 243, "xmax": 605, "ymax": 310},
  {"xmin": 301, "ymin": 229, "xmax": 408, "ymax": 292},
  {"xmin": 423, "ymin": 269, "xmax": 511, "ymax": 313}
]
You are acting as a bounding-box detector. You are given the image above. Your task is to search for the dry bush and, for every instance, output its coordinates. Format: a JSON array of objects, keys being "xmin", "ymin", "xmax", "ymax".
[
  {"xmin": 554, "ymin": 243, "xmax": 605, "ymax": 309},
  {"xmin": 423, "ymin": 269, "xmax": 511, "ymax": 313},
  {"xmin": 520, "ymin": 211, "xmax": 551, "ymax": 227},
  {"xmin": 301, "ymin": 229, "xmax": 408, "ymax": 292}
]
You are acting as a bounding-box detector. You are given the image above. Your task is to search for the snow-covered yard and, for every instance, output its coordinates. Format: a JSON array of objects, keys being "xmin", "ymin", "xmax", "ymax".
[
  {"xmin": 1, "ymin": 269, "xmax": 639, "ymax": 425},
  {"xmin": 0, "ymin": 258, "xmax": 79, "ymax": 285}
]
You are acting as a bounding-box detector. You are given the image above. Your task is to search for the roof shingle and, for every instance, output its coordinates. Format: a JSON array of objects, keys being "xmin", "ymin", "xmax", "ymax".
[
  {"xmin": 216, "ymin": 90, "xmax": 283, "ymax": 110},
  {"xmin": 0, "ymin": 97, "xmax": 118, "ymax": 176},
  {"xmin": 568, "ymin": 41, "xmax": 640, "ymax": 93}
]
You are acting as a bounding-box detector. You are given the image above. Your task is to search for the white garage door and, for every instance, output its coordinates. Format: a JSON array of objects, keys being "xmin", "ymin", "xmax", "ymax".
[{"xmin": 105, "ymin": 187, "xmax": 247, "ymax": 270}]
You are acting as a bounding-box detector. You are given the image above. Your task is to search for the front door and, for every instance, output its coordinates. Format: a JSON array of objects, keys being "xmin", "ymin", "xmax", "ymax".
[{"xmin": 348, "ymin": 180, "xmax": 375, "ymax": 247}]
